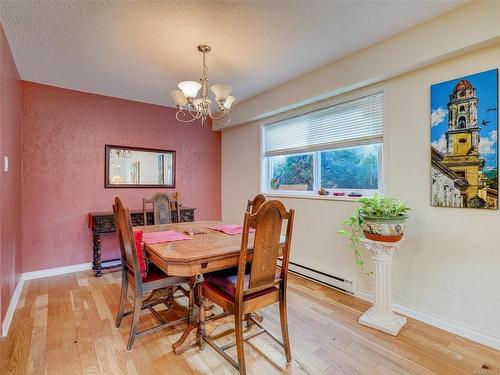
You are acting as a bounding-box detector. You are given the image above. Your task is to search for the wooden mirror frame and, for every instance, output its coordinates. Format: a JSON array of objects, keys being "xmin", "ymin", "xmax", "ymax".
[{"xmin": 105, "ymin": 145, "xmax": 176, "ymax": 188}]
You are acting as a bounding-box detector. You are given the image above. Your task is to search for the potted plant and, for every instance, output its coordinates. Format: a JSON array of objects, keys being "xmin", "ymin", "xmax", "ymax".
[
  {"xmin": 357, "ymin": 194, "xmax": 410, "ymax": 242},
  {"xmin": 339, "ymin": 194, "xmax": 410, "ymax": 276}
]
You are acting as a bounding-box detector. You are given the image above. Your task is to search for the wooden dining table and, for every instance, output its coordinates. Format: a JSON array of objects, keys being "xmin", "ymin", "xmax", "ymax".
[{"xmin": 137, "ymin": 220, "xmax": 281, "ymax": 355}]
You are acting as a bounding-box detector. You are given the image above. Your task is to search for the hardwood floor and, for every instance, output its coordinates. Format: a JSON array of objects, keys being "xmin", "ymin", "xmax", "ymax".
[{"xmin": 1, "ymin": 270, "xmax": 499, "ymax": 374}]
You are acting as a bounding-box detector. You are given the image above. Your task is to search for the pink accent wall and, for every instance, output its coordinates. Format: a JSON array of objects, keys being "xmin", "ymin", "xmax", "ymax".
[
  {"xmin": 22, "ymin": 82, "xmax": 221, "ymax": 272},
  {"xmin": 0, "ymin": 24, "xmax": 22, "ymax": 331}
]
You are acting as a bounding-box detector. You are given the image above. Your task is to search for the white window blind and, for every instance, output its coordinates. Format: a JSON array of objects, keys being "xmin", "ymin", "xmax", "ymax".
[{"xmin": 263, "ymin": 93, "xmax": 383, "ymax": 157}]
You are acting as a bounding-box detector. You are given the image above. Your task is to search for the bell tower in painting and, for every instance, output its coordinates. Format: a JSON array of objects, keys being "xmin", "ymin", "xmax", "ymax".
[{"xmin": 443, "ymin": 79, "xmax": 486, "ymax": 207}]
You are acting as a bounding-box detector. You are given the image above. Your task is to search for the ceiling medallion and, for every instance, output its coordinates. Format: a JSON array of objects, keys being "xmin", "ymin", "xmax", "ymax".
[{"xmin": 170, "ymin": 44, "xmax": 235, "ymax": 127}]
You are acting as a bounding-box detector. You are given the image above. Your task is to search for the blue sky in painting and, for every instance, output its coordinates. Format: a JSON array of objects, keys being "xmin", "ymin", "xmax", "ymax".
[{"xmin": 431, "ymin": 69, "xmax": 498, "ymax": 172}]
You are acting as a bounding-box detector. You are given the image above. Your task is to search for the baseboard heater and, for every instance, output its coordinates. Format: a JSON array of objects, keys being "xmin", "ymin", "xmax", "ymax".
[{"xmin": 277, "ymin": 259, "xmax": 354, "ymax": 295}]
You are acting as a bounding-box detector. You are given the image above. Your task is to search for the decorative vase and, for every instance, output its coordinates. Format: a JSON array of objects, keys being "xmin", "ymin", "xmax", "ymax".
[{"xmin": 359, "ymin": 213, "xmax": 408, "ymax": 242}]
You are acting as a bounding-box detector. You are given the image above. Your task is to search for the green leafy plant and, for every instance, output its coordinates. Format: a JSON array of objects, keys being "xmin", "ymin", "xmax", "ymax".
[
  {"xmin": 357, "ymin": 193, "xmax": 410, "ymax": 218},
  {"xmin": 339, "ymin": 206, "xmax": 371, "ymax": 277},
  {"xmin": 339, "ymin": 194, "xmax": 410, "ymax": 277}
]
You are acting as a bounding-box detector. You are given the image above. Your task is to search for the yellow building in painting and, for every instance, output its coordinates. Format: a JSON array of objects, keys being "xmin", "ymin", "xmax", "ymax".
[{"xmin": 440, "ymin": 80, "xmax": 497, "ymax": 208}]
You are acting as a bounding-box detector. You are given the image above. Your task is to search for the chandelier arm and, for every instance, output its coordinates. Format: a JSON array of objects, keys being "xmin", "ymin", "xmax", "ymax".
[
  {"xmin": 187, "ymin": 105, "xmax": 199, "ymax": 119},
  {"xmin": 187, "ymin": 105, "xmax": 203, "ymax": 119},
  {"xmin": 209, "ymin": 109, "xmax": 228, "ymax": 121},
  {"xmin": 175, "ymin": 110, "xmax": 198, "ymax": 123},
  {"xmin": 210, "ymin": 112, "xmax": 231, "ymax": 127},
  {"xmin": 212, "ymin": 116, "xmax": 231, "ymax": 127}
]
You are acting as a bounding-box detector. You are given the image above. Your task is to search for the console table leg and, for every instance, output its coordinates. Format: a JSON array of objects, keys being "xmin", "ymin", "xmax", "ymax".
[{"xmin": 93, "ymin": 232, "xmax": 103, "ymax": 277}]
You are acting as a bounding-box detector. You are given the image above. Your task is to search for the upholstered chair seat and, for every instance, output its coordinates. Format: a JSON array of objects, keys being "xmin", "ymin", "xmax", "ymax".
[{"xmin": 203, "ymin": 267, "xmax": 281, "ymax": 298}]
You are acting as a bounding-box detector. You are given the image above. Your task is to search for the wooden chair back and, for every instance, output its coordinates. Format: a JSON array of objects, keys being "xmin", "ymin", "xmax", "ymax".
[
  {"xmin": 112, "ymin": 202, "xmax": 126, "ymax": 266},
  {"xmin": 236, "ymin": 200, "xmax": 294, "ymax": 302},
  {"xmin": 246, "ymin": 194, "xmax": 267, "ymax": 214},
  {"xmin": 142, "ymin": 198, "xmax": 154, "ymax": 225},
  {"xmin": 114, "ymin": 197, "xmax": 143, "ymax": 282},
  {"xmin": 143, "ymin": 193, "xmax": 180, "ymax": 225}
]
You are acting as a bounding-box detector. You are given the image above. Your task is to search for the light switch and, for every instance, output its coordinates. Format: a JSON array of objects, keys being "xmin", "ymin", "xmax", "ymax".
[{"xmin": 4, "ymin": 156, "xmax": 8, "ymax": 172}]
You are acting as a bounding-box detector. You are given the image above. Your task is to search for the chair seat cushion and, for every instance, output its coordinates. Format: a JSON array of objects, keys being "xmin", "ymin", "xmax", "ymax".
[
  {"xmin": 203, "ymin": 267, "xmax": 281, "ymax": 297},
  {"xmin": 142, "ymin": 264, "xmax": 169, "ymax": 282},
  {"xmin": 201, "ymin": 280, "xmax": 278, "ymax": 304}
]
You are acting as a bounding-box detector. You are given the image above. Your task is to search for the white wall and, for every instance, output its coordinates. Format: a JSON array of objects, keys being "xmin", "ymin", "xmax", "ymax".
[{"xmin": 222, "ymin": 43, "xmax": 500, "ymax": 346}]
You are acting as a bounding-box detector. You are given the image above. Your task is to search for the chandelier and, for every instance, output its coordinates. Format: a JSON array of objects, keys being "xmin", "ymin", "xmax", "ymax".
[
  {"xmin": 113, "ymin": 149, "xmax": 132, "ymax": 158},
  {"xmin": 170, "ymin": 45, "xmax": 235, "ymax": 127}
]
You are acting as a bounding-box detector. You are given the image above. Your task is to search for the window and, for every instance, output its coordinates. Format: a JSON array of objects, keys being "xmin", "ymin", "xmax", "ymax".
[
  {"xmin": 263, "ymin": 93, "xmax": 383, "ymax": 198},
  {"xmin": 269, "ymin": 153, "xmax": 314, "ymax": 192},
  {"xmin": 320, "ymin": 144, "xmax": 381, "ymax": 190},
  {"xmin": 458, "ymin": 116, "xmax": 466, "ymax": 129}
]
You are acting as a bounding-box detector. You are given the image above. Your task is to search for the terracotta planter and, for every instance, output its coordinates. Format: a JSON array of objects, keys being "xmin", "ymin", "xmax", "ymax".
[{"xmin": 359, "ymin": 213, "xmax": 408, "ymax": 242}]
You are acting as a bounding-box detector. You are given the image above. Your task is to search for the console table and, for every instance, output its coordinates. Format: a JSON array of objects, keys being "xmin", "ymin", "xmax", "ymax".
[{"xmin": 88, "ymin": 207, "xmax": 195, "ymax": 277}]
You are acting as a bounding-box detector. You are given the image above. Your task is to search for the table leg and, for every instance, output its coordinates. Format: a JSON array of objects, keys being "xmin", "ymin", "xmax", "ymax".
[
  {"xmin": 172, "ymin": 277, "xmax": 198, "ymax": 355},
  {"xmin": 166, "ymin": 287, "xmax": 175, "ymax": 309},
  {"xmin": 172, "ymin": 311, "xmax": 230, "ymax": 355},
  {"xmin": 252, "ymin": 312, "xmax": 264, "ymax": 323},
  {"xmin": 172, "ymin": 324, "xmax": 198, "ymax": 355},
  {"xmin": 188, "ymin": 276, "xmax": 196, "ymax": 323},
  {"xmin": 197, "ymin": 284, "xmax": 207, "ymax": 351},
  {"xmin": 92, "ymin": 232, "xmax": 103, "ymax": 277}
]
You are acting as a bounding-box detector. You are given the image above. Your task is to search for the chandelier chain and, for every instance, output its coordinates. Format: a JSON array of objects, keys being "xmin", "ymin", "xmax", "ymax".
[{"xmin": 202, "ymin": 51, "xmax": 208, "ymax": 79}]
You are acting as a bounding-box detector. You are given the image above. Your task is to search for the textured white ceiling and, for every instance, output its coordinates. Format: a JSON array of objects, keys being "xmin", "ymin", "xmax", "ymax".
[{"xmin": 0, "ymin": 1, "xmax": 467, "ymax": 107}]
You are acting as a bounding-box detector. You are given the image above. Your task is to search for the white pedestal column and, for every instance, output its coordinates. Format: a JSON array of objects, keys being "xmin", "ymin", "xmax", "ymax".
[{"xmin": 358, "ymin": 238, "xmax": 407, "ymax": 336}]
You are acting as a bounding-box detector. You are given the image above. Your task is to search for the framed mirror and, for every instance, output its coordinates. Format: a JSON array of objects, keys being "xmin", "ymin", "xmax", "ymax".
[{"xmin": 105, "ymin": 145, "xmax": 175, "ymax": 188}]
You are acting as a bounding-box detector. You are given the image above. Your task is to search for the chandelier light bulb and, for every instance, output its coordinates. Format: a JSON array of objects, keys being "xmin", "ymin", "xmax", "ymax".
[
  {"xmin": 210, "ymin": 84, "xmax": 233, "ymax": 102},
  {"xmin": 170, "ymin": 90, "xmax": 187, "ymax": 108},
  {"xmin": 178, "ymin": 81, "xmax": 201, "ymax": 99},
  {"xmin": 223, "ymin": 95, "xmax": 236, "ymax": 110}
]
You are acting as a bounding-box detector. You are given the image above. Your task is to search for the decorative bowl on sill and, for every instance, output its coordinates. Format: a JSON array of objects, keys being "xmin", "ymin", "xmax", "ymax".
[
  {"xmin": 333, "ymin": 192, "xmax": 345, "ymax": 196},
  {"xmin": 348, "ymin": 192, "xmax": 363, "ymax": 197},
  {"xmin": 318, "ymin": 188, "xmax": 330, "ymax": 195}
]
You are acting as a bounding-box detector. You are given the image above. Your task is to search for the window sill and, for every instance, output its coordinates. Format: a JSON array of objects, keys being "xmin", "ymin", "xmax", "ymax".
[{"xmin": 264, "ymin": 192, "xmax": 362, "ymax": 202}]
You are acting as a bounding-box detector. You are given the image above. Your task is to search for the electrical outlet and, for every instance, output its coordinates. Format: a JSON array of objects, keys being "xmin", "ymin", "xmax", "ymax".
[{"xmin": 4, "ymin": 156, "xmax": 8, "ymax": 172}]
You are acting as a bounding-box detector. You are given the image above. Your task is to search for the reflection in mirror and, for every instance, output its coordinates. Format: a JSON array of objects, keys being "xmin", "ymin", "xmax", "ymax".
[{"xmin": 105, "ymin": 146, "xmax": 175, "ymax": 188}]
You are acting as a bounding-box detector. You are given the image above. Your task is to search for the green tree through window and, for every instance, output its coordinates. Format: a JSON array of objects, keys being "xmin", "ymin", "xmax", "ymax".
[
  {"xmin": 321, "ymin": 144, "xmax": 380, "ymax": 190},
  {"xmin": 271, "ymin": 154, "xmax": 314, "ymax": 190}
]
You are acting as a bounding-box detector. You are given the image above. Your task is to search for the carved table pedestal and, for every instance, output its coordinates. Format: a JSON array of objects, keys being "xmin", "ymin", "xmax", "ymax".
[{"xmin": 358, "ymin": 238, "xmax": 407, "ymax": 336}]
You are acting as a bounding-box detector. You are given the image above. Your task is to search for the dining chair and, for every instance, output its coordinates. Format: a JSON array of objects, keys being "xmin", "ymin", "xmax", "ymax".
[
  {"xmin": 113, "ymin": 197, "xmax": 189, "ymax": 351},
  {"xmin": 246, "ymin": 193, "xmax": 266, "ymax": 214},
  {"xmin": 197, "ymin": 200, "xmax": 295, "ymax": 375},
  {"xmin": 143, "ymin": 192, "xmax": 181, "ymax": 225}
]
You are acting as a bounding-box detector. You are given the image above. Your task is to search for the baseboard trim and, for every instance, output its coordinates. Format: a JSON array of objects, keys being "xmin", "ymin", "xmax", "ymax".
[
  {"xmin": 21, "ymin": 262, "xmax": 95, "ymax": 280},
  {"xmin": 1, "ymin": 277, "xmax": 25, "ymax": 337},
  {"xmin": 277, "ymin": 259, "xmax": 354, "ymax": 295},
  {"xmin": 355, "ymin": 289, "xmax": 500, "ymax": 351}
]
